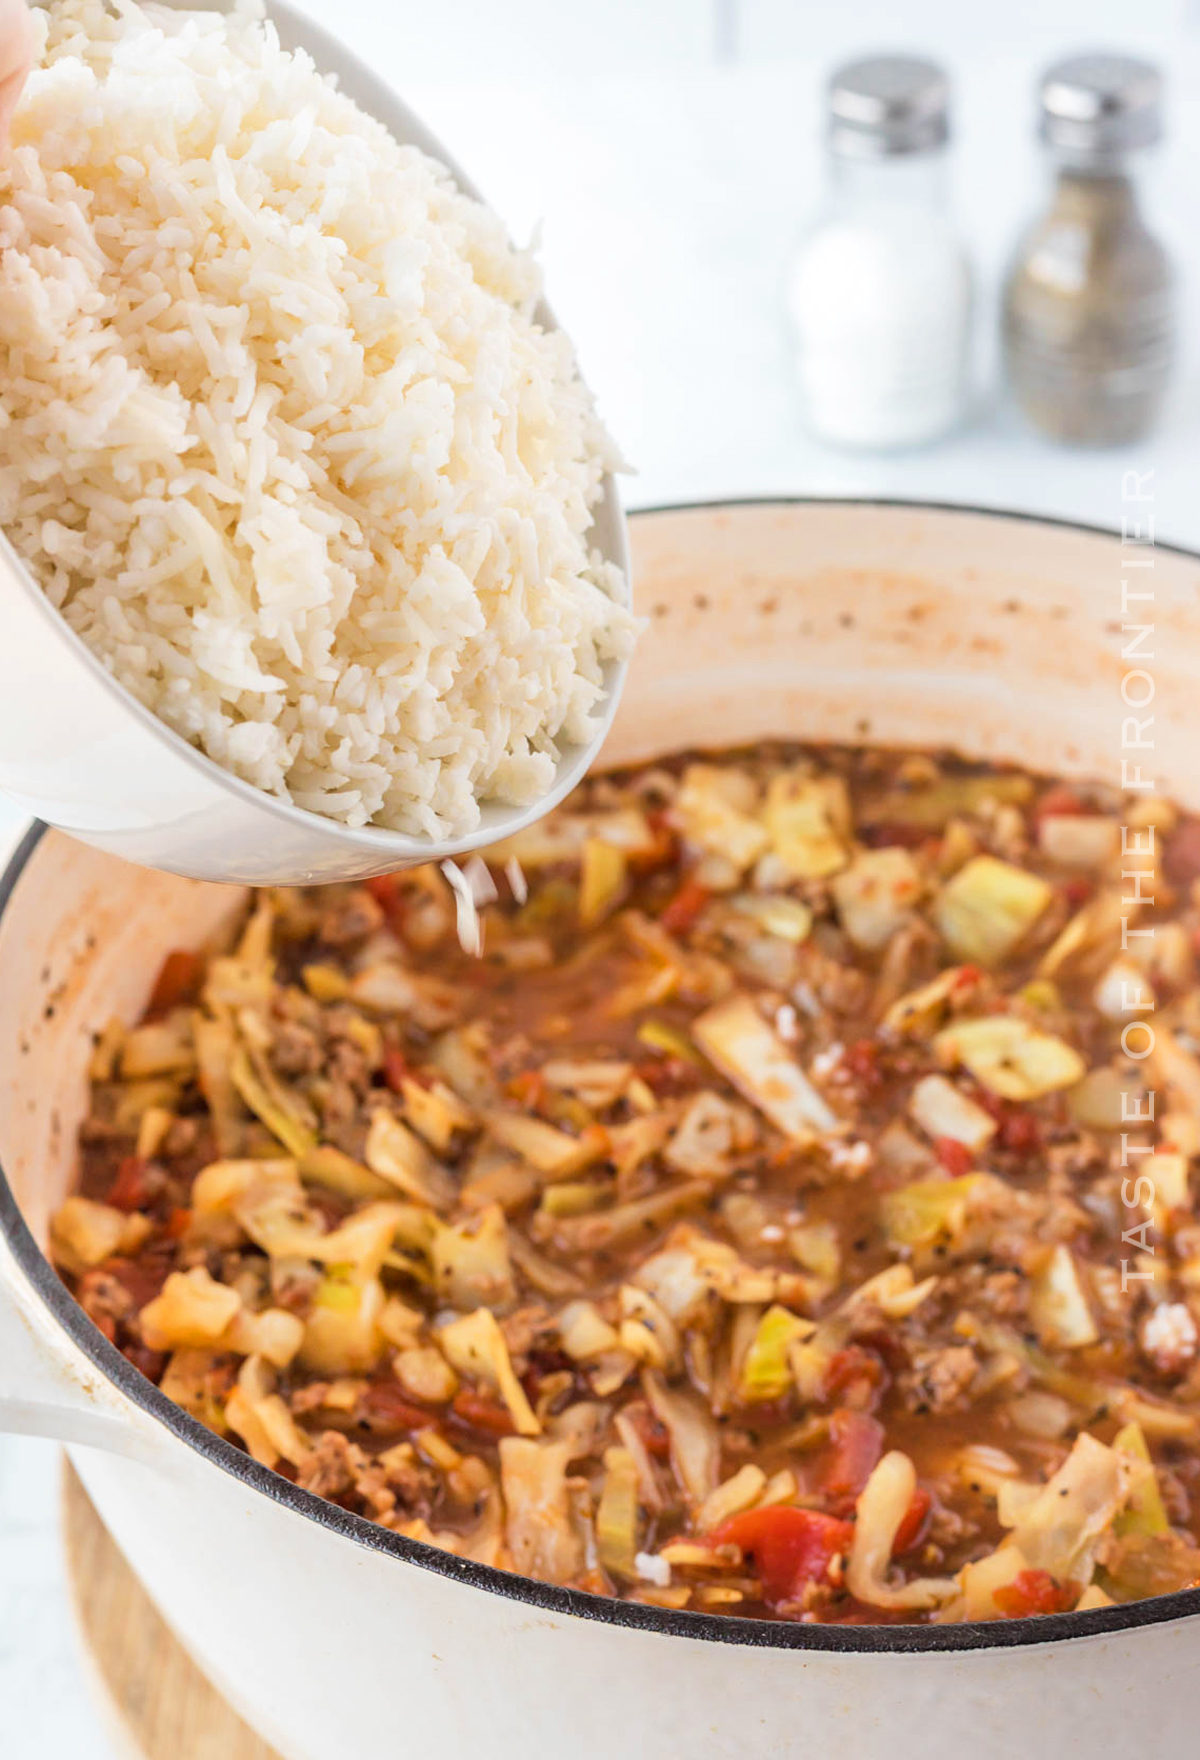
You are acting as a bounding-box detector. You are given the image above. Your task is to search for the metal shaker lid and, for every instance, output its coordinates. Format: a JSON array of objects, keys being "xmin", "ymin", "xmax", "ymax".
[
  {"xmin": 827, "ymin": 55, "xmax": 950, "ymax": 158},
  {"xmin": 1039, "ymin": 53, "xmax": 1163, "ymax": 161}
]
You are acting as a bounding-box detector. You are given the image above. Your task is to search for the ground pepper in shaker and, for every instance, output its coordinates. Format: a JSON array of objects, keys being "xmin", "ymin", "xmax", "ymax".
[
  {"xmin": 1003, "ymin": 54, "xmax": 1174, "ymax": 447},
  {"xmin": 787, "ymin": 55, "xmax": 973, "ymax": 451}
]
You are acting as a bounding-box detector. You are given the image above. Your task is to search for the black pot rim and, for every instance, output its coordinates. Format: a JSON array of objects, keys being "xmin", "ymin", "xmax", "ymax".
[{"xmin": 5, "ymin": 494, "xmax": 1200, "ymax": 1658}]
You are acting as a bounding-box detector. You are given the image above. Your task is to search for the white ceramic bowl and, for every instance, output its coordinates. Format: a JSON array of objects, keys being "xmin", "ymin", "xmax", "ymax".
[
  {"xmin": 3, "ymin": 500, "xmax": 1200, "ymax": 1760},
  {"xmin": 0, "ymin": 0, "xmax": 630, "ymax": 886}
]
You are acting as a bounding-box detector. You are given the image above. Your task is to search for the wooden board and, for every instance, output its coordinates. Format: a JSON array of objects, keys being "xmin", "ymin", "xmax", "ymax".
[{"xmin": 61, "ymin": 1461, "xmax": 284, "ymax": 1760}]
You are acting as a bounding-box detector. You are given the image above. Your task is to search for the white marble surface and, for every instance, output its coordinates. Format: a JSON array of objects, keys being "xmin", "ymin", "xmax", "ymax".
[{"xmin": 6, "ymin": 0, "xmax": 1200, "ymax": 1753}]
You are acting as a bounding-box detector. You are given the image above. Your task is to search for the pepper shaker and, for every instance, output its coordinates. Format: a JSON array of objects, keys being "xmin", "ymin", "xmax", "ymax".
[{"xmin": 1002, "ymin": 54, "xmax": 1175, "ymax": 446}]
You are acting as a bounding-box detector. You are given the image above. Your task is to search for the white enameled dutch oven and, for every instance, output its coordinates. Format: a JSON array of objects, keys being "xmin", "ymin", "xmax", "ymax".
[{"xmin": 4, "ymin": 501, "xmax": 1200, "ymax": 1760}]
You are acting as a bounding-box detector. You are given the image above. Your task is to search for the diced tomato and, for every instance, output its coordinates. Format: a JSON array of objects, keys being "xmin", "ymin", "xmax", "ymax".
[
  {"xmin": 659, "ymin": 876, "xmax": 710, "ymax": 937},
  {"xmin": 101, "ymin": 1255, "xmax": 171, "ymax": 1310},
  {"xmin": 850, "ymin": 1327, "xmax": 911, "ymax": 1375},
  {"xmin": 146, "ymin": 949, "xmax": 204, "ymax": 1017},
  {"xmin": 842, "ymin": 1038, "xmax": 884, "ymax": 1092},
  {"xmin": 521, "ymin": 1347, "xmax": 576, "ymax": 1405},
  {"xmin": 892, "ymin": 1487, "xmax": 932, "ymax": 1555},
  {"xmin": 993, "ymin": 1568, "xmax": 1078, "ymax": 1618},
  {"xmin": 820, "ymin": 1408, "xmax": 885, "ymax": 1504},
  {"xmin": 357, "ymin": 1381, "xmax": 436, "ymax": 1432},
  {"xmin": 632, "ymin": 810, "xmax": 680, "ymax": 873},
  {"xmin": 579, "ymin": 1122, "xmax": 611, "ymax": 1160},
  {"xmin": 712, "ymin": 1506, "xmax": 856, "ymax": 1607},
  {"xmin": 363, "ymin": 873, "xmax": 406, "ymax": 930},
  {"xmin": 934, "ymin": 1136, "xmax": 974, "ymax": 1176},
  {"xmin": 823, "ymin": 1346, "xmax": 885, "ymax": 1409},
  {"xmin": 858, "ymin": 822, "xmax": 930, "ymax": 850},
  {"xmin": 975, "ymin": 1092, "xmax": 1042, "ymax": 1157},
  {"xmin": 998, "ymin": 1109, "xmax": 1041, "ymax": 1156},
  {"xmin": 624, "ymin": 1398, "xmax": 671, "ymax": 1459},
  {"xmin": 105, "ymin": 1156, "xmax": 152, "ymax": 1212},
  {"xmin": 164, "ymin": 1206, "xmax": 192, "ymax": 1240},
  {"xmin": 382, "ymin": 1047, "xmax": 410, "ymax": 1093},
  {"xmin": 1165, "ymin": 822, "xmax": 1200, "ymax": 887},
  {"xmin": 632, "ymin": 1055, "xmax": 701, "ymax": 1099},
  {"xmin": 1034, "ymin": 784, "xmax": 1085, "ymax": 822},
  {"xmin": 507, "ymin": 1068, "xmax": 548, "ymax": 1110},
  {"xmin": 451, "ymin": 1388, "xmax": 516, "ymax": 1438},
  {"xmin": 123, "ymin": 1344, "xmax": 168, "ymax": 1381}
]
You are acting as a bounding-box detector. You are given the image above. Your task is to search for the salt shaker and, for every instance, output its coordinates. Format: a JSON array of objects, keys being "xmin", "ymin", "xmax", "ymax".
[
  {"xmin": 1003, "ymin": 54, "xmax": 1174, "ymax": 446},
  {"xmin": 787, "ymin": 55, "xmax": 973, "ymax": 450}
]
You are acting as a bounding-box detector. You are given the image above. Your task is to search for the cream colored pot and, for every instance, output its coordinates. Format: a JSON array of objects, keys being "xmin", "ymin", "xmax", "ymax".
[{"xmin": 3, "ymin": 501, "xmax": 1200, "ymax": 1760}]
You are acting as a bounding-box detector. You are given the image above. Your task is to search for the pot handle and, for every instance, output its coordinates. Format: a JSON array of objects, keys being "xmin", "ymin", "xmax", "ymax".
[{"xmin": 0, "ymin": 1235, "xmax": 148, "ymax": 1456}]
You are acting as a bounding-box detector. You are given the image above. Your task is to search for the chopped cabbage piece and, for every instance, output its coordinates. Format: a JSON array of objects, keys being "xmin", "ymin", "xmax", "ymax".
[
  {"xmin": 1067, "ymin": 1065, "xmax": 1127, "ymax": 1131},
  {"xmin": 762, "ymin": 771, "xmax": 849, "ymax": 879},
  {"xmin": 223, "ymin": 1305, "xmax": 305, "ymax": 1367},
  {"xmin": 140, "ymin": 1267, "xmax": 241, "ymax": 1350},
  {"xmin": 738, "ymin": 1305, "xmax": 814, "ymax": 1402},
  {"xmin": 580, "ymin": 838, "xmax": 628, "ymax": 927},
  {"xmin": 230, "ymin": 1046, "xmax": 316, "ymax": 1159},
  {"xmin": 365, "ymin": 1110, "xmax": 455, "ymax": 1210},
  {"xmin": 301, "ymin": 963, "xmax": 349, "ymax": 1002},
  {"xmin": 933, "ymin": 1014, "xmax": 1085, "ymax": 1099},
  {"xmin": 1113, "ymin": 1421, "xmax": 1170, "ymax": 1538},
  {"xmin": 907, "ymin": 1073, "xmax": 997, "ymax": 1152},
  {"xmin": 881, "ymin": 1174, "xmax": 988, "ymax": 1255},
  {"xmin": 1002, "ymin": 1432, "xmax": 1139, "ymax": 1583},
  {"xmin": 498, "ymin": 1437, "xmax": 584, "ymax": 1580},
  {"xmin": 1029, "ymin": 1245, "xmax": 1098, "ymax": 1350},
  {"xmin": 483, "ymin": 1110, "xmax": 607, "ymax": 1178},
  {"xmin": 558, "ymin": 1300, "xmax": 622, "ymax": 1360},
  {"xmin": 1038, "ymin": 815, "xmax": 1119, "ymax": 869},
  {"xmin": 847, "ymin": 1453, "xmax": 956, "ymax": 1609},
  {"xmin": 439, "ymin": 1309, "xmax": 540, "ymax": 1436},
  {"xmin": 692, "ymin": 993, "xmax": 843, "ymax": 1142},
  {"xmin": 940, "ymin": 1541, "xmax": 1032, "ymax": 1621},
  {"xmin": 732, "ymin": 894, "xmax": 813, "ymax": 944},
  {"xmin": 119, "ymin": 1012, "xmax": 197, "ymax": 1079},
  {"xmin": 394, "ymin": 1345, "xmax": 458, "ymax": 1404},
  {"xmin": 663, "ymin": 1091, "xmax": 752, "ymax": 1178},
  {"xmin": 193, "ymin": 1015, "xmax": 243, "ymax": 1156},
  {"xmin": 50, "ymin": 1197, "xmax": 144, "ymax": 1272},
  {"xmin": 299, "ymin": 1271, "xmax": 386, "ymax": 1375},
  {"xmin": 832, "ymin": 848, "xmax": 922, "ymax": 951},
  {"xmin": 299, "ymin": 1145, "xmax": 396, "ymax": 1203},
  {"xmin": 676, "ymin": 764, "xmax": 768, "ymax": 872},
  {"xmin": 400, "ymin": 1078, "xmax": 474, "ymax": 1153},
  {"xmin": 430, "ymin": 1204, "xmax": 516, "ymax": 1312},
  {"xmin": 936, "ymin": 856, "xmax": 1051, "ymax": 966},
  {"xmin": 697, "ymin": 1464, "xmax": 767, "ymax": 1531},
  {"xmin": 1094, "ymin": 956, "xmax": 1154, "ymax": 1022},
  {"xmin": 596, "ymin": 1445, "xmax": 642, "ymax": 1582},
  {"xmin": 882, "ymin": 965, "xmax": 976, "ymax": 1037},
  {"xmin": 643, "ymin": 1369, "xmax": 720, "ymax": 1505},
  {"xmin": 225, "ymin": 1354, "xmax": 312, "ymax": 1469}
]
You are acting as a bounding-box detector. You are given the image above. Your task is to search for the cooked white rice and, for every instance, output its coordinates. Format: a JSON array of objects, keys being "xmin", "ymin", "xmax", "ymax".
[{"xmin": 0, "ymin": 0, "xmax": 633, "ymax": 836}]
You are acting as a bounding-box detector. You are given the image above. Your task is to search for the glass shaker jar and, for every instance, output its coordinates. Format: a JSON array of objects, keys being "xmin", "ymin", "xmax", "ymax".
[
  {"xmin": 787, "ymin": 55, "xmax": 973, "ymax": 450},
  {"xmin": 1003, "ymin": 54, "xmax": 1174, "ymax": 446}
]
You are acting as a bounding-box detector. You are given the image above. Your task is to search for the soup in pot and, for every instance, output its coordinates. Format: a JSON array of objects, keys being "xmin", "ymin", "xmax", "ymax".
[{"xmin": 49, "ymin": 744, "xmax": 1200, "ymax": 1623}]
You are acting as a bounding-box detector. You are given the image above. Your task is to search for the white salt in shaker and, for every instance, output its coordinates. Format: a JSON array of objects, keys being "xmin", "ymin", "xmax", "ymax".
[{"xmin": 787, "ymin": 55, "xmax": 973, "ymax": 450}]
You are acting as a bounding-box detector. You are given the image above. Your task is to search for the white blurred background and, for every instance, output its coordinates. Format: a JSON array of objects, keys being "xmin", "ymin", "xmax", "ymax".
[
  {"xmin": 4, "ymin": 0, "xmax": 1200, "ymax": 1753},
  {"xmin": 342, "ymin": 0, "xmax": 1200, "ymax": 532}
]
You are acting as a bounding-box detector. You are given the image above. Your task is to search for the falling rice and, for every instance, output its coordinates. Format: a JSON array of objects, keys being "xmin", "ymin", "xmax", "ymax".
[{"xmin": 0, "ymin": 0, "xmax": 634, "ymax": 836}]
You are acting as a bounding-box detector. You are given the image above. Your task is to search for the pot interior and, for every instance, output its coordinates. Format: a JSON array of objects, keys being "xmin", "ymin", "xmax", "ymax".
[{"xmin": 5, "ymin": 498, "xmax": 1199, "ymax": 1240}]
